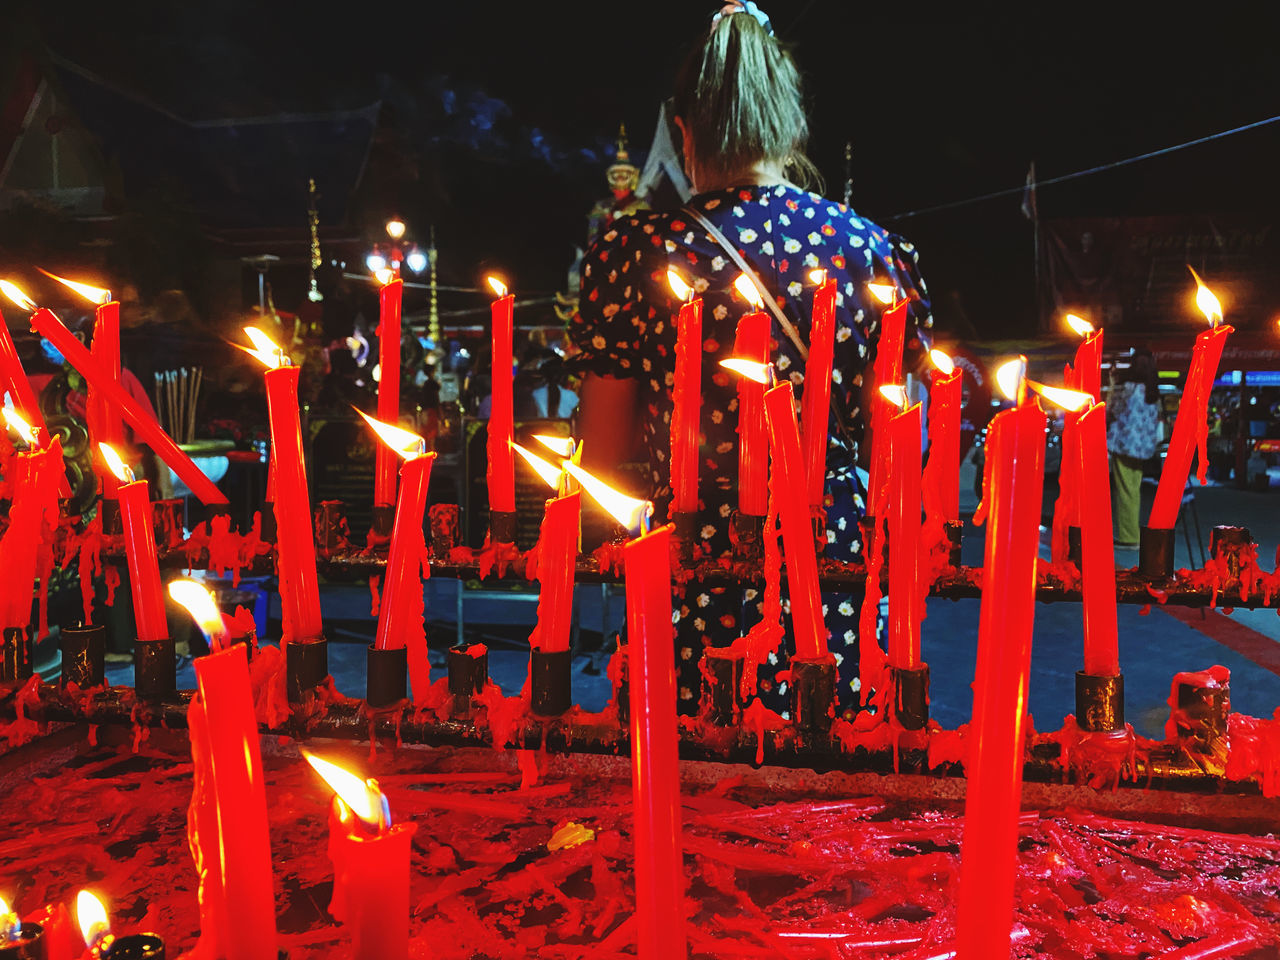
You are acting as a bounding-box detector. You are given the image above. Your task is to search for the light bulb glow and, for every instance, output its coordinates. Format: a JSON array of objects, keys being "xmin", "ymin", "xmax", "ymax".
[
  {"xmin": 305, "ymin": 752, "xmax": 383, "ymax": 828},
  {"xmin": 733, "ymin": 274, "xmax": 764, "ymax": 309},
  {"xmin": 365, "ymin": 252, "xmax": 387, "ymax": 273},
  {"xmin": 385, "ymin": 218, "xmax": 407, "ymax": 241},
  {"xmin": 562, "ymin": 462, "xmax": 651, "ymax": 532},
  {"xmin": 356, "ymin": 410, "xmax": 424, "ymax": 459},
  {"xmin": 1188, "ymin": 266, "xmax": 1223, "ymax": 327},
  {"xmin": 666, "ymin": 269, "xmax": 693, "ymax": 302},
  {"xmin": 0, "ymin": 281, "xmax": 35, "ymax": 312},
  {"xmin": 487, "ymin": 276, "xmax": 508, "ymax": 298},
  {"xmin": 76, "ymin": 891, "xmax": 110, "ymax": 948},
  {"xmin": 719, "ymin": 358, "xmax": 771, "ymax": 384},
  {"xmin": 405, "ymin": 249, "xmax": 428, "ymax": 274},
  {"xmin": 38, "ymin": 269, "xmax": 111, "ymax": 305},
  {"xmin": 512, "ymin": 441, "xmax": 563, "ymax": 490},
  {"xmin": 929, "ymin": 349, "xmax": 955, "ymax": 376},
  {"xmin": 98, "ymin": 443, "xmax": 135, "ymax": 483}
]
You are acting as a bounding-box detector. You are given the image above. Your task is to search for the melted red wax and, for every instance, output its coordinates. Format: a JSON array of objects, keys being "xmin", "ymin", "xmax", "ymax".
[
  {"xmin": 65, "ymin": 512, "xmax": 105, "ymax": 622},
  {"xmin": 0, "ymin": 674, "xmax": 43, "ymax": 749},
  {"xmin": 741, "ymin": 698, "xmax": 786, "ymax": 765},
  {"xmin": 1041, "ymin": 716, "xmax": 1159, "ymax": 790},
  {"xmin": 1164, "ymin": 665, "xmax": 1231, "ymax": 742},
  {"xmin": 723, "ymin": 487, "xmax": 783, "ymax": 702},
  {"xmin": 475, "ymin": 537, "xmax": 521, "ymax": 580},
  {"xmin": 1225, "ymin": 708, "xmax": 1280, "ymax": 798}
]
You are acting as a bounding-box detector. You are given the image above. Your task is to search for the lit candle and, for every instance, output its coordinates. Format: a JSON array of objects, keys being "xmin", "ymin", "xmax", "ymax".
[
  {"xmin": 0, "ymin": 407, "xmax": 61, "ymax": 631},
  {"xmin": 1066, "ymin": 313, "xmax": 1103, "ymax": 403},
  {"xmin": 0, "ymin": 893, "xmax": 45, "ymax": 957},
  {"xmin": 2, "ymin": 283, "xmax": 227, "ymax": 505},
  {"xmin": 923, "ymin": 350, "xmax": 962, "ymax": 525},
  {"xmin": 374, "ymin": 277, "xmax": 403, "ymax": 509},
  {"xmin": 956, "ymin": 359, "xmax": 1089, "ymax": 959},
  {"xmin": 241, "ymin": 327, "xmax": 323, "ymax": 641},
  {"xmin": 361, "ymin": 412, "xmax": 435, "ymax": 698},
  {"xmin": 731, "ymin": 275, "xmax": 770, "ymax": 517},
  {"xmin": 514, "ymin": 442, "xmax": 579, "ymax": 653},
  {"xmin": 171, "ymin": 580, "xmax": 278, "ymax": 960},
  {"xmin": 0, "ymin": 299, "xmax": 69, "ymax": 500},
  {"xmin": 98, "ymin": 444, "xmax": 167, "ymax": 643},
  {"xmin": 1148, "ymin": 270, "xmax": 1233, "ymax": 530},
  {"xmin": 881, "ymin": 386, "xmax": 923, "ymax": 670},
  {"xmin": 1077, "ymin": 402, "xmax": 1119, "ymax": 677},
  {"xmin": 564, "ymin": 464, "xmax": 685, "ymax": 960},
  {"xmin": 866, "ymin": 284, "xmax": 909, "ymax": 519},
  {"xmin": 74, "ymin": 890, "xmax": 164, "ymax": 959},
  {"xmin": 306, "ymin": 753, "xmax": 417, "ymax": 960},
  {"xmin": 722, "ymin": 360, "xmax": 826, "ymax": 661},
  {"xmin": 801, "ymin": 270, "xmax": 836, "ymax": 507},
  {"xmin": 486, "ymin": 277, "xmax": 516, "ymax": 518},
  {"xmin": 1053, "ymin": 315, "xmax": 1102, "ymax": 562},
  {"xmin": 667, "ymin": 270, "xmax": 702, "ymax": 516}
]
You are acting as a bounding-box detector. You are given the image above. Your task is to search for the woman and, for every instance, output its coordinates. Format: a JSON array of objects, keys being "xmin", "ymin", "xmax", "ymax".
[
  {"xmin": 570, "ymin": 2, "xmax": 931, "ymax": 716},
  {"xmin": 1108, "ymin": 349, "xmax": 1161, "ymax": 549}
]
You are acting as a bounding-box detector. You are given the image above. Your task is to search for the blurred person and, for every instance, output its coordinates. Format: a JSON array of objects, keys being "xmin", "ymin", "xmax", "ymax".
[{"xmin": 1108, "ymin": 349, "xmax": 1160, "ymax": 549}]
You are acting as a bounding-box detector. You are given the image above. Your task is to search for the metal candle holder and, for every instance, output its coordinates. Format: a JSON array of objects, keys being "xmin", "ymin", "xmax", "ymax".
[
  {"xmin": 489, "ymin": 510, "xmax": 518, "ymax": 545},
  {"xmin": 0, "ymin": 920, "xmax": 45, "ymax": 959},
  {"xmin": 944, "ymin": 520, "xmax": 963, "ymax": 567},
  {"xmin": 99, "ymin": 933, "xmax": 166, "ymax": 959},
  {"xmin": 892, "ymin": 665, "xmax": 930, "ymax": 731},
  {"xmin": 1139, "ymin": 525, "xmax": 1176, "ymax": 579},
  {"xmin": 366, "ymin": 645, "xmax": 408, "ymax": 708},
  {"xmin": 1066, "ymin": 525, "xmax": 1082, "ymax": 568},
  {"xmin": 99, "ymin": 496, "xmax": 123, "ymax": 537},
  {"xmin": 1209, "ymin": 525, "xmax": 1252, "ymax": 586},
  {"xmin": 447, "ymin": 643, "xmax": 489, "ymax": 717},
  {"xmin": 1, "ymin": 627, "xmax": 32, "ymax": 684},
  {"xmin": 790, "ymin": 654, "xmax": 837, "ymax": 736},
  {"xmin": 702, "ymin": 648, "xmax": 745, "ymax": 726},
  {"xmin": 1074, "ymin": 671, "xmax": 1125, "ymax": 733},
  {"xmin": 59, "ymin": 624, "xmax": 105, "ymax": 689},
  {"xmin": 285, "ymin": 637, "xmax": 328, "ymax": 703},
  {"xmin": 134, "ymin": 638, "xmax": 176, "ymax": 704},
  {"xmin": 530, "ymin": 648, "xmax": 571, "ymax": 717}
]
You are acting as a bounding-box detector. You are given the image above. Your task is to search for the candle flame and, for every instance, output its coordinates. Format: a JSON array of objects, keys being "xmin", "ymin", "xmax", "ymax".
[
  {"xmin": 929, "ymin": 349, "xmax": 955, "ymax": 376},
  {"xmin": 867, "ymin": 282, "xmax": 896, "ymax": 305},
  {"xmin": 168, "ymin": 580, "xmax": 226, "ymax": 645},
  {"xmin": 995, "ymin": 358, "xmax": 1026, "ymax": 402},
  {"xmin": 38, "ymin": 269, "xmax": 111, "ymax": 305},
  {"xmin": 98, "ymin": 443, "xmax": 135, "ymax": 484},
  {"xmin": 76, "ymin": 890, "xmax": 110, "ymax": 948},
  {"xmin": 487, "ymin": 276, "xmax": 508, "ymax": 298},
  {"xmin": 1188, "ymin": 266, "xmax": 1223, "ymax": 327},
  {"xmin": 304, "ymin": 752, "xmax": 384, "ymax": 828},
  {"xmin": 719, "ymin": 358, "xmax": 771, "ymax": 384},
  {"xmin": 356, "ymin": 409, "xmax": 424, "ymax": 459},
  {"xmin": 533, "ymin": 434, "xmax": 575, "ymax": 458},
  {"xmin": 241, "ymin": 326, "xmax": 286, "ymax": 369},
  {"xmin": 1029, "ymin": 381, "xmax": 1093, "ymax": 412},
  {"xmin": 512, "ymin": 441, "xmax": 563, "ymax": 490},
  {"xmin": 562, "ymin": 462, "xmax": 652, "ymax": 532},
  {"xmin": 0, "ymin": 280, "xmax": 35, "ymax": 312},
  {"xmin": 0, "ymin": 896, "xmax": 16, "ymax": 941},
  {"xmin": 1065, "ymin": 313, "xmax": 1095, "ymax": 338},
  {"xmin": 808, "ymin": 268, "xmax": 827, "ymax": 285},
  {"xmin": 373, "ymin": 267, "xmax": 395, "ymax": 286},
  {"xmin": 733, "ymin": 274, "xmax": 764, "ymax": 309},
  {"xmin": 879, "ymin": 384, "xmax": 908, "ymax": 410},
  {"xmin": 2, "ymin": 405, "xmax": 34, "ymax": 441},
  {"xmin": 666, "ymin": 269, "xmax": 693, "ymax": 302}
]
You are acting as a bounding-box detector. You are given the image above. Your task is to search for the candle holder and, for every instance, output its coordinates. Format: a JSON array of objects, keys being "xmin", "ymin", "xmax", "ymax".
[
  {"xmin": 859, "ymin": 515, "xmax": 886, "ymax": 562},
  {"xmin": 257, "ymin": 501, "xmax": 278, "ymax": 544},
  {"xmin": 1138, "ymin": 526, "xmax": 1176, "ymax": 579},
  {"xmin": 366, "ymin": 645, "xmax": 408, "ymax": 708},
  {"xmin": 0, "ymin": 919, "xmax": 44, "ymax": 958},
  {"xmin": 316, "ymin": 500, "xmax": 352, "ymax": 557},
  {"xmin": 1067, "ymin": 526, "xmax": 1082, "ymax": 568},
  {"xmin": 429, "ymin": 503, "xmax": 461, "ymax": 557},
  {"xmin": 153, "ymin": 499, "xmax": 185, "ymax": 549},
  {"xmin": 1171, "ymin": 675, "xmax": 1230, "ymax": 762},
  {"xmin": 134, "ymin": 638, "xmax": 176, "ymax": 704},
  {"xmin": 944, "ymin": 520, "xmax": 963, "ymax": 567},
  {"xmin": 98, "ymin": 933, "xmax": 165, "ymax": 959},
  {"xmin": 447, "ymin": 643, "xmax": 488, "ymax": 718},
  {"xmin": 790, "ymin": 654, "xmax": 837, "ymax": 736},
  {"xmin": 60, "ymin": 624, "xmax": 105, "ymax": 689},
  {"xmin": 701, "ymin": 648, "xmax": 745, "ymax": 726},
  {"xmin": 100, "ymin": 496, "xmax": 123, "ymax": 537},
  {"xmin": 1074, "ymin": 671, "xmax": 1125, "ymax": 733},
  {"xmin": 891, "ymin": 665, "xmax": 930, "ymax": 731},
  {"xmin": 729, "ymin": 511, "xmax": 764, "ymax": 561},
  {"xmin": 286, "ymin": 637, "xmax": 329, "ymax": 703},
  {"xmin": 489, "ymin": 510, "xmax": 518, "ymax": 546},
  {"xmin": 368, "ymin": 503, "xmax": 395, "ymax": 546},
  {"xmin": 1, "ymin": 626, "xmax": 32, "ymax": 684},
  {"xmin": 530, "ymin": 648, "xmax": 571, "ymax": 717},
  {"xmin": 1209, "ymin": 525, "xmax": 1252, "ymax": 587}
]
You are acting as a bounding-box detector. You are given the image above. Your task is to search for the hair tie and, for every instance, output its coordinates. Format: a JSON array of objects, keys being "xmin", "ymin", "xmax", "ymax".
[{"xmin": 710, "ymin": 1, "xmax": 774, "ymax": 36}]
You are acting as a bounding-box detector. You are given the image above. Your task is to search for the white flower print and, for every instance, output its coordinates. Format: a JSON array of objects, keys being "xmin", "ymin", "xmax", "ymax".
[
  {"xmin": 713, "ymin": 304, "xmax": 728, "ymax": 320},
  {"xmin": 787, "ymin": 281, "xmax": 803, "ymax": 297},
  {"xmin": 767, "ymin": 651, "xmax": 779, "ymax": 665},
  {"xmin": 732, "ymin": 205, "xmax": 745, "ymax": 217},
  {"xmin": 711, "ymin": 256, "xmax": 727, "ymax": 272},
  {"xmin": 778, "ymin": 681, "xmax": 788, "ymax": 696},
  {"xmin": 836, "ymin": 326, "xmax": 851, "ymax": 342},
  {"xmin": 803, "ymin": 252, "xmax": 819, "ymax": 267},
  {"xmin": 700, "ymin": 525, "xmax": 716, "ymax": 540},
  {"xmin": 827, "ymin": 529, "xmax": 837, "ymax": 543},
  {"xmin": 832, "ymin": 369, "xmax": 843, "ymax": 384},
  {"xmin": 803, "ymin": 207, "xmax": 815, "ymax": 218},
  {"xmin": 697, "ymin": 593, "xmax": 710, "ymax": 608},
  {"xmin": 693, "ymin": 617, "xmax": 705, "ymax": 632},
  {"xmin": 744, "ymin": 588, "xmax": 758, "ymax": 601},
  {"xmin": 783, "ymin": 237, "xmax": 802, "ymax": 253},
  {"xmin": 664, "ymin": 240, "xmax": 677, "ymax": 252},
  {"xmin": 738, "ymin": 228, "xmax": 757, "ymax": 243},
  {"xmin": 719, "ymin": 503, "xmax": 731, "ymax": 517},
  {"xmin": 834, "ymin": 653, "xmax": 843, "ymax": 666},
  {"xmin": 853, "ymin": 309, "xmax": 865, "ymax": 323},
  {"xmin": 850, "ymin": 235, "xmax": 865, "ymax": 248},
  {"xmin": 807, "ymin": 231, "xmax": 822, "ymax": 246},
  {"xmin": 777, "ymin": 354, "xmax": 791, "ymax": 370},
  {"xmin": 711, "ymin": 409, "xmax": 723, "ymax": 424},
  {"xmin": 760, "ymin": 240, "xmax": 774, "ymax": 256},
  {"xmin": 843, "ymin": 629, "xmax": 856, "ymax": 646},
  {"xmin": 837, "ymin": 516, "xmax": 847, "ymax": 530},
  {"xmin": 789, "ymin": 371, "xmax": 803, "ymax": 386},
  {"xmin": 838, "ymin": 600, "xmax": 854, "ymax": 616},
  {"xmin": 851, "ymin": 677, "xmax": 862, "ymax": 692}
]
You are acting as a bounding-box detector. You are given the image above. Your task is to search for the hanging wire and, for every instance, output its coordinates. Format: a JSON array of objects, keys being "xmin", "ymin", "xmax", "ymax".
[{"xmin": 882, "ymin": 113, "xmax": 1280, "ymax": 222}]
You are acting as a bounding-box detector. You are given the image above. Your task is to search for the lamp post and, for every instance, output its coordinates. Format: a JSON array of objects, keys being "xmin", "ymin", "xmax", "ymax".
[{"xmin": 366, "ymin": 218, "xmax": 429, "ymax": 282}]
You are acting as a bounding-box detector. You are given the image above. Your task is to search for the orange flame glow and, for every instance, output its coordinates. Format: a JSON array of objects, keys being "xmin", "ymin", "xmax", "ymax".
[
  {"xmin": 733, "ymin": 274, "xmax": 764, "ymax": 309},
  {"xmin": 3, "ymin": 406, "xmax": 35, "ymax": 442},
  {"xmin": 719, "ymin": 358, "xmax": 770, "ymax": 384},
  {"xmin": 487, "ymin": 276, "xmax": 508, "ymax": 298},
  {"xmin": 867, "ymin": 282, "xmax": 896, "ymax": 305},
  {"xmin": 533, "ymin": 434, "xmax": 575, "ymax": 458},
  {"xmin": 1188, "ymin": 266, "xmax": 1223, "ymax": 327},
  {"xmin": 38, "ymin": 269, "xmax": 111, "ymax": 305},
  {"xmin": 76, "ymin": 891, "xmax": 109, "ymax": 948},
  {"xmin": 356, "ymin": 410, "xmax": 424, "ymax": 460},
  {"xmin": 1065, "ymin": 313, "xmax": 1095, "ymax": 338},
  {"xmin": 929, "ymin": 349, "xmax": 955, "ymax": 376},
  {"xmin": 996, "ymin": 358, "xmax": 1026, "ymax": 402},
  {"xmin": 666, "ymin": 269, "xmax": 693, "ymax": 302},
  {"xmin": 305, "ymin": 752, "xmax": 384, "ymax": 828},
  {"xmin": 241, "ymin": 326, "xmax": 286, "ymax": 369},
  {"xmin": 0, "ymin": 281, "xmax": 35, "ymax": 312},
  {"xmin": 562, "ymin": 463, "xmax": 651, "ymax": 532},
  {"xmin": 168, "ymin": 580, "xmax": 226, "ymax": 645},
  {"xmin": 879, "ymin": 384, "xmax": 908, "ymax": 410},
  {"xmin": 98, "ymin": 443, "xmax": 135, "ymax": 484},
  {"xmin": 809, "ymin": 268, "xmax": 827, "ymax": 285},
  {"xmin": 1029, "ymin": 382, "xmax": 1093, "ymax": 412},
  {"xmin": 512, "ymin": 441, "xmax": 563, "ymax": 490},
  {"xmin": 373, "ymin": 267, "xmax": 395, "ymax": 286}
]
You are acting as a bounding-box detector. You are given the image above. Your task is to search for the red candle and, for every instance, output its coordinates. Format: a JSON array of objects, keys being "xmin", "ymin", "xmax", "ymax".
[
  {"xmin": 886, "ymin": 398, "xmax": 923, "ymax": 670},
  {"xmin": 801, "ymin": 273, "xmax": 836, "ymax": 507},
  {"xmin": 22, "ymin": 302, "xmax": 227, "ymax": 504},
  {"xmin": 307, "ymin": 754, "xmax": 417, "ymax": 960},
  {"xmin": 91, "ymin": 299, "xmax": 123, "ymax": 498},
  {"xmin": 99, "ymin": 444, "xmax": 167, "ymax": 643},
  {"xmin": 763, "ymin": 379, "xmax": 826, "ymax": 661},
  {"xmin": 732, "ymin": 310, "xmax": 770, "ymax": 517},
  {"xmin": 867, "ymin": 296, "xmax": 909, "ymax": 516},
  {"xmin": 668, "ymin": 271, "xmax": 702, "ymax": 516},
  {"xmin": 172, "ymin": 581, "xmax": 278, "ymax": 960},
  {"xmin": 531, "ymin": 493, "xmax": 581, "ymax": 653},
  {"xmin": 1149, "ymin": 277, "xmax": 1232, "ymax": 529},
  {"xmin": 486, "ymin": 278, "xmax": 516, "ymax": 516},
  {"xmin": 1053, "ymin": 318, "xmax": 1102, "ymax": 560},
  {"xmin": 1077, "ymin": 402, "xmax": 1119, "ymax": 676},
  {"xmin": 0, "ymin": 414, "xmax": 61, "ymax": 629},
  {"xmin": 374, "ymin": 278, "xmax": 403, "ymax": 508},
  {"xmin": 923, "ymin": 352, "xmax": 962, "ymax": 525},
  {"xmin": 0, "ymin": 306, "xmax": 50, "ymax": 447},
  {"xmin": 955, "ymin": 372, "xmax": 1046, "ymax": 960}
]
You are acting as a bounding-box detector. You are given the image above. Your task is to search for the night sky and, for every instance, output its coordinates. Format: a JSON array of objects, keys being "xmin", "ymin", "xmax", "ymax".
[{"xmin": 10, "ymin": 1, "xmax": 1280, "ymax": 336}]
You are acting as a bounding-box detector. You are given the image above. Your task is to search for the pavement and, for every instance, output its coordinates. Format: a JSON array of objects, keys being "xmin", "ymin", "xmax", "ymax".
[{"xmin": 90, "ymin": 470, "xmax": 1280, "ymax": 741}]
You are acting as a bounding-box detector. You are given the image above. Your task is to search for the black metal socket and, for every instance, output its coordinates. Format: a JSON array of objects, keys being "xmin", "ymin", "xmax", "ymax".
[
  {"xmin": 489, "ymin": 509, "xmax": 518, "ymax": 545},
  {"xmin": 530, "ymin": 648, "xmax": 571, "ymax": 717},
  {"xmin": 701, "ymin": 649, "xmax": 745, "ymax": 726},
  {"xmin": 448, "ymin": 643, "xmax": 489, "ymax": 717},
  {"xmin": 1, "ymin": 626, "xmax": 32, "ymax": 684},
  {"xmin": 729, "ymin": 511, "xmax": 764, "ymax": 559},
  {"xmin": 369, "ymin": 503, "xmax": 396, "ymax": 541},
  {"xmin": 134, "ymin": 638, "xmax": 176, "ymax": 703},
  {"xmin": 1209, "ymin": 525, "xmax": 1252, "ymax": 586},
  {"xmin": 671, "ymin": 511, "xmax": 698, "ymax": 543},
  {"xmin": 1067, "ymin": 525, "xmax": 1082, "ymax": 568},
  {"xmin": 257, "ymin": 501, "xmax": 278, "ymax": 543},
  {"xmin": 613, "ymin": 642, "xmax": 630, "ymax": 725},
  {"xmin": 892, "ymin": 665, "xmax": 930, "ymax": 731},
  {"xmin": 286, "ymin": 637, "xmax": 329, "ymax": 703},
  {"xmin": 0, "ymin": 920, "xmax": 45, "ymax": 958},
  {"xmin": 100, "ymin": 933, "xmax": 165, "ymax": 959},
  {"xmin": 944, "ymin": 520, "xmax": 963, "ymax": 567},
  {"xmin": 366, "ymin": 645, "xmax": 408, "ymax": 708},
  {"xmin": 790, "ymin": 655, "xmax": 837, "ymax": 736},
  {"xmin": 60, "ymin": 624, "xmax": 105, "ymax": 689},
  {"xmin": 1173, "ymin": 676, "xmax": 1231, "ymax": 758},
  {"xmin": 1139, "ymin": 525, "xmax": 1175, "ymax": 579},
  {"xmin": 1075, "ymin": 671, "xmax": 1125, "ymax": 733},
  {"xmin": 99, "ymin": 496, "xmax": 123, "ymax": 537},
  {"xmin": 429, "ymin": 503, "xmax": 461, "ymax": 556}
]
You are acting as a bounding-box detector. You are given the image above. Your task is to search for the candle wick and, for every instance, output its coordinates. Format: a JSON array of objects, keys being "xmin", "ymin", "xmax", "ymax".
[{"xmin": 639, "ymin": 502, "xmax": 654, "ymax": 536}]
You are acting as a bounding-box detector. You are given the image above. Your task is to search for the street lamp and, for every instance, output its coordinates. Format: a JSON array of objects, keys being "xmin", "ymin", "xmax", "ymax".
[{"xmin": 366, "ymin": 217, "xmax": 429, "ymax": 280}]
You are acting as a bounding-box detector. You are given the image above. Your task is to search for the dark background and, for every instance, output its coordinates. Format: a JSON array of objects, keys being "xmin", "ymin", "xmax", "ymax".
[{"xmin": 5, "ymin": 0, "xmax": 1280, "ymax": 336}]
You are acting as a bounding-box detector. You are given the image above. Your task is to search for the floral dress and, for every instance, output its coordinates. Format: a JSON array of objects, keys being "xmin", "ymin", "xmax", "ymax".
[{"xmin": 569, "ymin": 184, "xmax": 931, "ymax": 717}]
